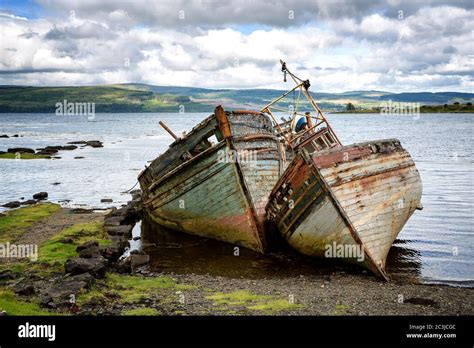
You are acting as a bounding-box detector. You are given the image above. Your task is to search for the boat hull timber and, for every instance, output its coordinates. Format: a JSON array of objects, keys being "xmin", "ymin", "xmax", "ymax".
[
  {"xmin": 266, "ymin": 139, "xmax": 423, "ymax": 279},
  {"xmin": 138, "ymin": 106, "xmax": 284, "ymax": 253}
]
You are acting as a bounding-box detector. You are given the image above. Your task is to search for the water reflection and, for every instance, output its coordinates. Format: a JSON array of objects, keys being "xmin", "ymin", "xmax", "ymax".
[
  {"xmin": 141, "ymin": 214, "xmax": 422, "ymax": 281},
  {"xmin": 385, "ymin": 239, "xmax": 422, "ymax": 282}
]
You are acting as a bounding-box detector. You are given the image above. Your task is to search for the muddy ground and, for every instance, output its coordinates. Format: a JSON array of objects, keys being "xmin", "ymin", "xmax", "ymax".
[{"xmin": 0, "ymin": 205, "xmax": 473, "ymax": 316}]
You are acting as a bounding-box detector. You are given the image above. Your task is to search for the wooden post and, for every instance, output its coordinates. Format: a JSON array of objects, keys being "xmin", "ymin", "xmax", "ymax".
[
  {"xmin": 159, "ymin": 121, "xmax": 179, "ymax": 140},
  {"xmin": 215, "ymin": 105, "xmax": 232, "ymax": 139}
]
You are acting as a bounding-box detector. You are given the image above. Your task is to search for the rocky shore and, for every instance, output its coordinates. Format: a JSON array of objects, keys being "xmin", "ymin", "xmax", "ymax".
[{"xmin": 0, "ymin": 195, "xmax": 473, "ymax": 316}]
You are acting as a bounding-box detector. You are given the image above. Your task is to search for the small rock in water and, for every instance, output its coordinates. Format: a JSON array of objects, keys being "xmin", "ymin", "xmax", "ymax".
[
  {"xmin": 86, "ymin": 140, "xmax": 103, "ymax": 148},
  {"xmin": 101, "ymin": 198, "xmax": 113, "ymax": 203},
  {"xmin": 132, "ymin": 236, "xmax": 141, "ymax": 241},
  {"xmin": 60, "ymin": 145, "xmax": 77, "ymax": 150},
  {"xmin": 32, "ymin": 192, "xmax": 48, "ymax": 200},
  {"xmin": 36, "ymin": 146, "xmax": 59, "ymax": 155},
  {"xmin": 2, "ymin": 201, "xmax": 21, "ymax": 208},
  {"xmin": 51, "ymin": 182, "xmax": 61, "ymax": 185},
  {"xmin": 0, "ymin": 134, "xmax": 9, "ymax": 138},
  {"xmin": 12, "ymin": 134, "xmax": 19, "ymax": 138},
  {"xmin": 74, "ymin": 156, "xmax": 85, "ymax": 159},
  {"xmin": 7, "ymin": 147, "xmax": 35, "ymax": 154},
  {"xmin": 20, "ymin": 199, "xmax": 37, "ymax": 206}
]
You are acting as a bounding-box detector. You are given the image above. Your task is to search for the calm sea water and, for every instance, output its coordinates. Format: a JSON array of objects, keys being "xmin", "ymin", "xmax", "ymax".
[{"xmin": 0, "ymin": 112, "xmax": 472, "ymax": 285}]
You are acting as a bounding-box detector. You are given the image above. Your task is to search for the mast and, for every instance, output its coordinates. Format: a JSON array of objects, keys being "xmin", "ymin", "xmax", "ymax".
[{"xmin": 260, "ymin": 60, "xmax": 342, "ymax": 148}]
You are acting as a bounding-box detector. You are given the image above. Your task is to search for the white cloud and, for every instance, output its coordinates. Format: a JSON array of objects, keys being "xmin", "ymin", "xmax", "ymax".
[{"xmin": 0, "ymin": 2, "xmax": 472, "ymax": 92}]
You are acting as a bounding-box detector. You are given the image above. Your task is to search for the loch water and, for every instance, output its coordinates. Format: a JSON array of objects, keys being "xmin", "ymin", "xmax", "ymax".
[{"xmin": 0, "ymin": 112, "xmax": 472, "ymax": 285}]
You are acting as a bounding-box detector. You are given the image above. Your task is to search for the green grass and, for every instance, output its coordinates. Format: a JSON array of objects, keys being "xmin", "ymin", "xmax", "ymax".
[
  {"xmin": 0, "ymin": 288, "xmax": 54, "ymax": 315},
  {"xmin": 334, "ymin": 303, "xmax": 350, "ymax": 315},
  {"xmin": 0, "ymin": 153, "xmax": 50, "ymax": 160},
  {"xmin": 207, "ymin": 290, "xmax": 272, "ymax": 306},
  {"xmin": 39, "ymin": 221, "xmax": 110, "ymax": 265},
  {"xmin": 75, "ymin": 273, "xmax": 196, "ymax": 311},
  {"xmin": 0, "ymin": 203, "xmax": 60, "ymax": 243},
  {"xmin": 206, "ymin": 290, "xmax": 303, "ymax": 313},
  {"xmin": 248, "ymin": 299, "xmax": 303, "ymax": 312},
  {"xmin": 105, "ymin": 273, "xmax": 193, "ymax": 303},
  {"xmin": 75, "ymin": 288, "xmax": 107, "ymax": 306},
  {"xmin": 122, "ymin": 307, "xmax": 160, "ymax": 316}
]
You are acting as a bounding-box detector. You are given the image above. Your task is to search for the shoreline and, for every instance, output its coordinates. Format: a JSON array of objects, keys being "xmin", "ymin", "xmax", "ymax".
[{"xmin": 0, "ymin": 203, "xmax": 473, "ymax": 316}]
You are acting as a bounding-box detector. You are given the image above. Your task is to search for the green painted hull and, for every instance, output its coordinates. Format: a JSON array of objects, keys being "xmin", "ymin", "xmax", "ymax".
[{"xmin": 139, "ymin": 109, "xmax": 283, "ymax": 253}]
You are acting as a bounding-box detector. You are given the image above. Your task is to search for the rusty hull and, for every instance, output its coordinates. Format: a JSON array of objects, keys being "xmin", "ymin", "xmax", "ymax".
[{"xmin": 266, "ymin": 139, "xmax": 422, "ymax": 279}]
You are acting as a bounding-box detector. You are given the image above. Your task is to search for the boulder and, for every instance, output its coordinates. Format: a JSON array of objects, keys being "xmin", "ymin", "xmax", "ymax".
[
  {"xmin": 105, "ymin": 225, "xmax": 132, "ymax": 237},
  {"xmin": 0, "ymin": 134, "xmax": 9, "ymax": 138},
  {"xmin": 76, "ymin": 240, "xmax": 99, "ymax": 252},
  {"xmin": 32, "ymin": 192, "xmax": 48, "ymax": 200},
  {"xmin": 65, "ymin": 257, "xmax": 106, "ymax": 278},
  {"xmin": 0, "ymin": 271, "xmax": 17, "ymax": 281},
  {"xmin": 12, "ymin": 282, "xmax": 35, "ymax": 296},
  {"xmin": 101, "ymin": 198, "xmax": 113, "ymax": 203},
  {"xmin": 100, "ymin": 244, "xmax": 123, "ymax": 262},
  {"xmin": 76, "ymin": 241, "xmax": 101, "ymax": 259},
  {"xmin": 104, "ymin": 216, "xmax": 123, "ymax": 227},
  {"xmin": 40, "ymin": 296, "xmax": 56, "ymax": 309},
  {"xmin": 109, "ymin": 236, "xmax": 129, "ymax": 250},
  {"xmin": 115, "ymin": 256, "xmax": 131, "ymax": 273},
  {"xmin": 66, "ymin": 272, "xmax": 96, "ymax": 287},
  {"xmin": 40, "ymin": 273, "xmax": 95, "ymax": 307},
  {"xmin": 7, "ymin": 147, "xmax": 34, "ymax": 154},
  {"xmin": 130, "ymin": 250, "xmax": 149, "ymax": 269},
  {"xmin": 2, "ymin": 201, "xmax": 21, "ymax": 208}
]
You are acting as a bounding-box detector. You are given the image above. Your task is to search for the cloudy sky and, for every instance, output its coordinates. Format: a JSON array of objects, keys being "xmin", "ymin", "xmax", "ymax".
[{"xmin": 0, "ymin": 0, "xmax": 473, "ymax": 92}]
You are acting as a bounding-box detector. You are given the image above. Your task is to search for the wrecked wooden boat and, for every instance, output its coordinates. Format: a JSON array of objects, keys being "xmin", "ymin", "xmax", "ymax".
[
  {"xmin": 266, "ymin": 139, "xmax": 423, "ymax": 279},
  {"xmin": 138, "ymin": 106, "xmax": 284, "ymax": 253}
]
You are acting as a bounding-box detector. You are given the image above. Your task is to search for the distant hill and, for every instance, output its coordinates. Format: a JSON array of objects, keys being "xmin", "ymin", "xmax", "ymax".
[{"xmin": 0, "ymin": 84, "xmax": 472, "ymax": 113}]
